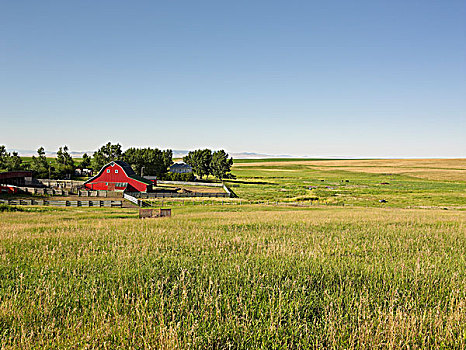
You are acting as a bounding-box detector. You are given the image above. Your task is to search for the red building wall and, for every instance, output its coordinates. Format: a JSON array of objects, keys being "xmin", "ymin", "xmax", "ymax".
[
  {"xmin": 0, "ymin": 185, "xmax": 19, "ymax": 194},
  {"xmin": 84, "ymin": 163, "xmax": 150, "ymax": 192}
]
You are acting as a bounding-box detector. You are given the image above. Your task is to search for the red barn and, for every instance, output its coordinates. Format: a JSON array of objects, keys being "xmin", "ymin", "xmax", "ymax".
[{"xmin": 83, "ymin": 161, "xmax": 153, "ymax": 192}]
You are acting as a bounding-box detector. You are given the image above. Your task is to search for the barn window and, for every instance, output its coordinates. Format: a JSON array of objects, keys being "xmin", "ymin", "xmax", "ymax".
[
  {"xmin": 107, "ymin": 169, "xmax": 110, "ymax": 173},
  {"xmin": 115, "ymin": 169, "xmax": 119, "ymax": 173}
]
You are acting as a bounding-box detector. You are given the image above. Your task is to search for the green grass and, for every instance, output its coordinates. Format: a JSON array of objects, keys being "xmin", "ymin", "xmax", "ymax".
[
  {"xmin": 0, "ymin": 204, "xmax": 23, "ymax": 212},
  {"xmin": 18, "ymin": 156, "xmax": 84, "ymax": 168},
  {"xmin": 226, "ymin": 160, "xmax": 466, "ymax": 208},
  {"xmin": 1, "ymin": 159, "xmax": 465, "ymax": 348},
  {"xmin": 0, "ymin": 206, "xmax": 465, "ymax": 348}
]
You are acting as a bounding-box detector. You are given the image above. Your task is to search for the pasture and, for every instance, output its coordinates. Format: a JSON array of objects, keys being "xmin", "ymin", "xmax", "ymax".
[
  {"xmin": 227, "ymin": 158, "xmax": 466, "ymax": 209},
  {"xmin": 1, "ymin": 159, "xmax": 465, "ymax": 349}
]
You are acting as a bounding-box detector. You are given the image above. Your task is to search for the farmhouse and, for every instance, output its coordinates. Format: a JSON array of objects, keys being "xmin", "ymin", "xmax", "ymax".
[
  {"xmin": 169, "ymin": 162, "xmax": 193, "ymax": 174},
  {"xmin": 83, "ymin": 161, "xmax": 153, "ymax": 192}
]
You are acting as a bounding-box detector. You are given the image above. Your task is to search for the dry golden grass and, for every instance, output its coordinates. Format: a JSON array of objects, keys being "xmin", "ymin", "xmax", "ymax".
[
  {"xmin": 235, "ymin": 158, "xmax": 466, "ymax": 181},
  {"xmin": 236, "ymin": 158, "xmax": 466, "ymax": 169}
]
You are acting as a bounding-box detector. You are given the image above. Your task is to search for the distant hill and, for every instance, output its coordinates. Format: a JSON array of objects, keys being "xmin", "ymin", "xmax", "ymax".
[
  {"xmin": 11, "ymin": 148, "xmax": 353, "ymax": 159},
  {"xmin": 11, "ymin": 149, "xmax": 303, "ymax": 159}
]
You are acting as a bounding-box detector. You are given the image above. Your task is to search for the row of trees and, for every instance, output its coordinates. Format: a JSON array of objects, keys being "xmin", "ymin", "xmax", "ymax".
[
  {"xmin": 184, "ymin": 149, "xmax": 234, "ymax": 180},
  {"xmin": 0, "ymin": 143, "xmax": 235, "ymax": 181},
  {"xmin": 91, "ymin": 143, "xmax": 173, "ymax": 178},
  {"xmin": 27, "ymin": 146, "xmax": 92, "ymax": 179},
  {"xmin": 0, "ymin": 143, "xmax": 173, "ymax": 179}
]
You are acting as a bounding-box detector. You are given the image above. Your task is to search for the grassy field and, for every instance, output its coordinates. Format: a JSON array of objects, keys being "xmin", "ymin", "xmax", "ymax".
[
  {"xmin": 226, "ymin": 158, "xmax": 466, "ymax": 209},
  {"xmin": 1, "ymin": 159, "xmax": 465, "ymax": 349}
]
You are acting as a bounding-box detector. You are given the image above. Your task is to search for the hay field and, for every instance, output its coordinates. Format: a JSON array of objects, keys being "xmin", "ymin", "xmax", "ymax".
[
  {"xmin": 1, "ymin": 205, "xmax": 465, "ymax": 349},
  {"xmin": 235, "ymin": 158, "xmax": 466, "ymax": 182}
]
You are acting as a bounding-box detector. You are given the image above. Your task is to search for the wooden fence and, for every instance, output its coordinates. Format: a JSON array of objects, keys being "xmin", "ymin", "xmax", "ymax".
[
  {"xmin": 123, "ymin": 192, "xmax": 144, "ymax": 207},
  {"xmin": 129, "ymin": 191, "xmax": 229, "ymax": 199},
  {"xmin": 157, "ymin": 180, "xmax": 233, "ymax": 197},
  {"xmin": 37, "ymin": 179, "xmax": 84, "ymax": 188},
  {"xmin": 142, "ymin": 198, "xmax": 346, "ymax": 208},
  {"xmin": 139, "ymin": 208, "xmax": 171, "ymax": 219},
  {"xmin": 157, "ymin": 180, "xmax": 223, "ymax": 187},
  {"xmin": 77, "ymin": 190, "xmax": 110, "ymax": 197},
  {"xmin": 18, "ymin": 187, "xmax": 110, "ymax": 197},
  {"xmin": 0, "ymin": 199, "xmax": 122, "ymax": 208}
]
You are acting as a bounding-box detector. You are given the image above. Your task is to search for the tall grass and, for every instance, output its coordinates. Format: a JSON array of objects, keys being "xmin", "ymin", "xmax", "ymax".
[{"xmin": 1, "ymin": 207, "xmax": 465, "ymax": 348}]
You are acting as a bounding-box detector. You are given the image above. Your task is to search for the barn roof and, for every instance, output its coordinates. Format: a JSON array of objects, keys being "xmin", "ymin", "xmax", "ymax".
[
  {"xmin": 0, "ymin": 171, "xmax": 33, "ymax": 180},
  {"xmin": 127, "ymin": 173, "xmax": 153, "ymax": 185},
  {"xmin": 84, "ymin": 161, "xmax": 153, "ymax": 186},
  {"xmin": 113, "ymin": 161, "xmax": 136, "ymax": 176}
]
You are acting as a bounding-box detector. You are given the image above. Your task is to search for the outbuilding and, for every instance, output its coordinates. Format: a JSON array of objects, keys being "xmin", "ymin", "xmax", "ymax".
[
  {"xmin": 83, "ymin": 161, "xmax": 153, "ymax": 192},
  {"xmin": 169, "ymin": 162, "xmax": 193, "ymax": 174},
  {"xmin": 0, "ymin": 171, "xmax": 33, "ymax": 187}
]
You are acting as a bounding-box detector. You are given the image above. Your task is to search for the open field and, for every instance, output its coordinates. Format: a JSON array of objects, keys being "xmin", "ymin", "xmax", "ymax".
[
  {"xmin": 235, "ymin": 159, "xmax": 466, "ymax": 182},
  {"xmin": 1, "ymin": 159, "xmax": 465, "ymax": 348},
  {"xmin": 227, "ymin": 158, "xmax": 466, "ymax": 209},
  {"xmin": 1, "ymin": 206, "xmax": 465, "ymax": 348}
]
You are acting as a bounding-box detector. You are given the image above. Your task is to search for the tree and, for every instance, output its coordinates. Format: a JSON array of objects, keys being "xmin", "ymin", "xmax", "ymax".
[
  {"xmin": 0, "ymin": 146, "xmax": 9, "ymax": 170},
  {"xmin": 55, "ymin": 145, "xmax": 75, "ymax": 179},
  {"xmin": 210, "ymin": 150, "xmax": 234, "ymax": 180},
  {"xmin": 123, "ymin": 147, "xmax": 172, "ymax": 177},
  {"xmin": 0, "ymin": 146, "xmax": 23, "ymax": 171},
  {"xmin": 30, "ymin": 147, "xmax": 50, "ymax": 178},
  {"xmin": 162, "ymin": 149, "xmax": 173, "ymax": 170},
  {"xmin": 183, "ymin": 149, "xmax": 212, "ymax": 179},
  {"xmin": 91, "ymin": 142, "xmax": 123, "ymax": 170},
  {"xmin": 78, "ymin": 153, "xmax": 91, "ymax": 168},
  {"xmin": 6, "ymin": 152, "xmax": 23, "ymax": 171}
]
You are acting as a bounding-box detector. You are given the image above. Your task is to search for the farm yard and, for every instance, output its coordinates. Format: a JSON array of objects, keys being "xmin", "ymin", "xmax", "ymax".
[{"xmin": 1, "ymin": 159, "xmax": 465, "ymax": 348}]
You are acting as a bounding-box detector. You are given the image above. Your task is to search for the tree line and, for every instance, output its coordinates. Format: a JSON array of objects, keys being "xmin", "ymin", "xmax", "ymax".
[
  {"xmin": 183, "ymin": 149, "xmax": 235, "ymax": 180},
  {"xmin": 0, "ymin": 143, "xmax": 234, "ymax": 181}
]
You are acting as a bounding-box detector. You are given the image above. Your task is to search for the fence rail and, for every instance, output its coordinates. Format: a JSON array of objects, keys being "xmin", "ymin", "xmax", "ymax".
[
  {"xmin": 128, "ymin": 191, "xmax": 229, "ymax": 199},
  {"xmin": 37, "ymin": 179, "xmax": 85, "ymax": 188},
  {"xmin": 18, "ymin": 187, "xmax": 111, "ymax": 197},
  {"xmin": 0, "ymin": 199, "xmax": 122, "ymax": 208},
  {"xmin": 157, "ymin": 180, "xmax": 223, "ymax": 187},
  {"xmin": 123, "ymin": 192, "xmax": 150, "ymax": 207},
  {"xmin": 123, "ymin": 192, "xmax": 139, "ymax": 205}
]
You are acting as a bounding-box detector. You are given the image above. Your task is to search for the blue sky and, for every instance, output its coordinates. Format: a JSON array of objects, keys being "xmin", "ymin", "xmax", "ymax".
[{"xmin": 0, "ymin": 0, "xmax": 465, "ymax": 157}]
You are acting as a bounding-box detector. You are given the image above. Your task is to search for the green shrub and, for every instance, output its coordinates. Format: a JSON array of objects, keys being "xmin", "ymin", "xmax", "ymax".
[{"xmin": 0, "ymin": 204, "xmax": 23, "ymax": 212}]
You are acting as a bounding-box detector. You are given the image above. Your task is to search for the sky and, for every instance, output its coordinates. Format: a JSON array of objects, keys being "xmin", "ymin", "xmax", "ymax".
[{"xmin": 0, "ymin": 0, "xmax": 465, "ymax": 158}]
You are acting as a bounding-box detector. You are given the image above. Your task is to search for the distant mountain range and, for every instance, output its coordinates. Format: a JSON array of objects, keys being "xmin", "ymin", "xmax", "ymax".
[{"xmin": 11, "ymin": 149, "xmax": 307, "ymax": 159}]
